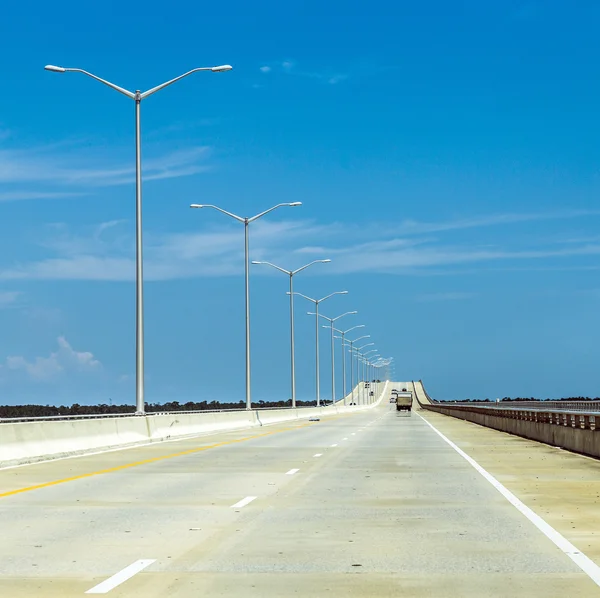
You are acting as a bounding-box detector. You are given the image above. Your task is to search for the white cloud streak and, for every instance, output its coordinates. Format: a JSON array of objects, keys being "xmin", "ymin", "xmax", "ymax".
[
  {"xmin": 0, "ymin": 145, "xmax": 211, "ymax": 193},
  {"xmin": 416, "ymin": 292, "xmax": 477, "ymax": 302},
  {"xmin": 1, "ymin": 210, "xmax": 599, "ymax": 282},
  {"xmin": 0, "ymin": 291, "xmax": 21, "ymax": 308},
  {"xmin": 0, "ymin": 191, "xmax": 86, "ymax": 202},
  {"xmin": 261, "ymin": 60, "xmax": 349, "ymax": 85},
  {"xmin": 391, "ymin": 210, "xmax": 600, "ymax": 236}
]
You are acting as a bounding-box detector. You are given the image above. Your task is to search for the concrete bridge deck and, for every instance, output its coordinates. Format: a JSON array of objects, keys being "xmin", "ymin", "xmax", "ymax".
[{"xmin": 1, "ymin": 382, "xmax": 599, "ymax": 596}]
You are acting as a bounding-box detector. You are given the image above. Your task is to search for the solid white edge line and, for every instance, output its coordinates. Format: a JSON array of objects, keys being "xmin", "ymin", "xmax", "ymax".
[
  {"xmin": 85, "ymin": 559, "xmax": 156, "ymax": 594},
  {"xmin": 285, "ymin": 468, "xmax": 300, "ymax": 475},
  {"xmin": 414, "ymin": 411, "xmax": 600, "ymax": 587},
  {"xmin": 313, "ymin": 453, "xmax": 323, "ymax": 457},
  {"xmin": 231, "ymin": 495, "xmax": 257, "ymax": 509}
]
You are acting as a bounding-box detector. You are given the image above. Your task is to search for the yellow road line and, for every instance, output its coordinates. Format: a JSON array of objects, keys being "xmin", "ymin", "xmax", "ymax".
[{"xmin": 0, "ymin": 422, "xmax": 312, "ymax": 500}]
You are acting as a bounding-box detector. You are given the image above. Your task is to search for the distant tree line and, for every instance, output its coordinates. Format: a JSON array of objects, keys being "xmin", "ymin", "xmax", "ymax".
[{"xmin": 0, "ymin": 399, "xmax": 326, "ymax": 419}]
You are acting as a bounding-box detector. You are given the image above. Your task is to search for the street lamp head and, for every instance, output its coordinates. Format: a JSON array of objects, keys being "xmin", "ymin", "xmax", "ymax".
[
  {"xmin": 190, "ymin": 204, "xmax": 204, "ymax": 209},
  {"xmin": 45, "ymin": 64, "xmax": 66, "ymax": 73},
  {"xmin": 320, "ymin": 259, "xmax": 332, "ymax": 263},
  {"xmin": 211, "ymin": 65, "xmax": 233, "ymax": 72},
  {"xmin": 251, "ymin": 261, "xmax": 263, "ymax": 265},
  {"xmin": 289, "ymin": 202, "xmax": 302, "ymax": 207}
]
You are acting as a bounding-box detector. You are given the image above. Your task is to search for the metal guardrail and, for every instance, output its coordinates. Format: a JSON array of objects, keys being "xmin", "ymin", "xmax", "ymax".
[
  {"xmin": 414, "ymin": 381, "xmax": 600, "ymax": 420},
  {"xmin": 440, "ymin": 401, "xmax": 600, "ymax": 413},
  {"xmin": 415, "ymin": 380, "xmax": 600, "ymax": 413},
  {"xmin": 0, "ymin": 403, "xmax": 331, "ymax": 424},
  {"xmin": 428, "ymin": 403, "xmax": 599, "ymax": 430}
]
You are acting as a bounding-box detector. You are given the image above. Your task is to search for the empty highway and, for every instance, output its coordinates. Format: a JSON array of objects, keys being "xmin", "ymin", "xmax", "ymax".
[{"xmin": 1, "ymin": 384, "xmax": 600, "ymax": 597}]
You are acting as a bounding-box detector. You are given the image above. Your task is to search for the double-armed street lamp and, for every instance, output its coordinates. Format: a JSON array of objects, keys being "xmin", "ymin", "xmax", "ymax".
[
  {"xmin": 332, "ymin": 325, "xmax": 365, "ymax": 404},
  {"xmin": 387, "ymin": 357, "xmax": 396, "ymax": 382},
  {"xmin": 45, "ymin": 62, "xmax": 232, "ymax": 414},
  {"xmin": 310, "ymin": 312, "xmax": 357, "ymax": 404},
  {"xmin": 252, "ymin": 259, "xmax": 331, "ymax": 407},
  {"xmin": 289, "ymin": 291, "xmax": 348, "ymax": 406},
  {"xmin": 355, "ymin": 343, "xmax": 375, "ymax": 404},
  {"xmin": 366, "ymin": 353, "xmax": 381, "ymax": 402},
  {"xmin": 346, "ymin": 334, "xmax": 370, "ymax": 404},
  {"xmin": 190, "ymin": 202, "xmax": 301, "ymax": 410},
  {"xmin": 363, "ymin": 349, "xmax": 379, "ymax": 402}
]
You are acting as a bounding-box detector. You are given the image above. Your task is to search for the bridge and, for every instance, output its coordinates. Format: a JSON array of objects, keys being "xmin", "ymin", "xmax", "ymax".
[{"xmin": 1, "ymin": 381, "xmax": 600, "ymax": 596}]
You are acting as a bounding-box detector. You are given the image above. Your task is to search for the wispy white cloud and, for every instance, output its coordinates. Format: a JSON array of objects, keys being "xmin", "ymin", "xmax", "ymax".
[
  {"xmin": 0, "ymin": 291, "xmax": 21, "ymax": 308},
  {"xmin": 392, "ymin": 210, "xmax": 600, "ymax": 236},
  {"xmin": 0, "ymin": 145, "xmax": 211, "ymax": 191},
  {"xmin": 2, "ymin": 210, "xmax": 600, "ymax": 282},
  {"xmin": 328, "ymin": 74, "xmax": 349, "ymax": 85},
  {"xmin": 145, "ymin": 118, "xmax": 221, "ymax": 138},
  {"xmin": 415, "ymin": 292, "xmax": 477, "ymax": 302},
  {"xmin": 22, "ymin": 306, "xmax": 63, "ymax": 325},
  {"xmin": 324, "ymin": 240, "xmax": 600, "ymax": 275},
  {"xmin": 0, "ymin": 191, "xmax": 86, "ymax": 202},
  {"xmin": 259, "ymin": 60, "xmax": 349, "ymax": 85},
  {"xmin": 1, "ymin": 336, "xmax": 101, "ymax": 381}
]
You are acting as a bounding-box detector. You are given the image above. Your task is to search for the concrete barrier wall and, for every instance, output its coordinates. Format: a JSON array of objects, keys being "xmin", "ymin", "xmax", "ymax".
[
  {"xmin": 415, "ymin": 381, "xmax": 600, "ymax": 460},
  {"xmin": 0, "ymin": 381, "xmax": 389, "ymax": 467},
  {"xmin": 0, "ymin": 416, "xmax": 151, "ymax": 465}
]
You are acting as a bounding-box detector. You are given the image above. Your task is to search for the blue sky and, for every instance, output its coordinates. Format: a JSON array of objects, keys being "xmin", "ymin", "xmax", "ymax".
[{"xmin": 0, "ymin": 0, "xmax": 599, "ymax": 405}]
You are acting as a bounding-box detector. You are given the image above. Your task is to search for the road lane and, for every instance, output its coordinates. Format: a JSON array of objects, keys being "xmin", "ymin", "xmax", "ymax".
[
  {"xmin": 414, "ymin": 400, "xmax": 600, "ymax": 569},
  {"xmin": 1, "ymin": 385, "xmax": 599, "ymax": 596},
  {"xmin": 0, "ymin": 407, "xmax": 378, "ymax": 596},
  {"xmin": 111, "ymin": 401, "xmax": 598, "ymax": 597}
]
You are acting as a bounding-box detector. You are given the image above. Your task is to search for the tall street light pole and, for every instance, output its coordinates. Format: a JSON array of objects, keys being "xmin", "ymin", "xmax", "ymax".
[
  {"xmin": 45, "ymin": 63, "xmax": 232, "ymax": 414},
  {"xmin": 373, "ymin": 356, "xmax": 382, "ymax": 396},
  {"xmin": 312, "ymin": 312, "xmax": 358, "ymax": 404},
  {"xmin": 363, "ymin": 349, "xmax": 378, "ymax": 402},
  {"xmin": 356, "ymin": 343, "xmax": 375, "ymax": 404},
  {"xmin": 366, "ymin": 353, "xmax": 380, "ymax": 402},
  {"xmin": 332, "ymin": 325, "xmax": 365, "ymax": 404},
  {"xmin": 289, "ymin": 291, "xmax": 348, "ymax": 406},
  {"xmin": 346, "ymin": 335, "xmax": 369, "ymax": 404},
  {"xmin": 252, "ymin": 259, "xmax": 331, "ymax": 407},
  {"xmin": 190, "ymin": 203, "xmax": 301, "ymax": 410}
]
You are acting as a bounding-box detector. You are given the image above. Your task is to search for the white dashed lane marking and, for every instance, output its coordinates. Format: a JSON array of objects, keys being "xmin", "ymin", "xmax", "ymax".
[
  {"xmin": 231, "ymin": 496, "xmax": 257, "ymax": 509},
  {"xmin": 85, "ymin": 559, "xmax": 156, "ymax": 594}
]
